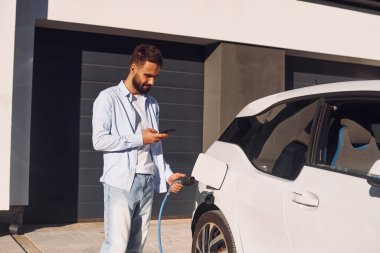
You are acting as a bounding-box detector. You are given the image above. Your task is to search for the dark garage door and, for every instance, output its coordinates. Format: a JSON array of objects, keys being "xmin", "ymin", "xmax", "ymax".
[
  {"xmin": 286, "ymin": 56, "xmax": 380, "ymax": 89},
  {"xmin": 25, "ymin": 28, "xmax": 204, "ymax": 223}
]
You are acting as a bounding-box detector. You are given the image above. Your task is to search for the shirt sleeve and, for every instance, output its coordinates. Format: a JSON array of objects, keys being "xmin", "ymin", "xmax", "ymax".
[
  {"xmin": 164, "ymin": 162, "xmax": 174, "ymax": 181},
  {"xmin": 92, "ymin": 91, "xmax": 143, "ymax": 151},
  {"xmin": 154, "ymin": 100, "xmax": 173, "ymax": 180}
]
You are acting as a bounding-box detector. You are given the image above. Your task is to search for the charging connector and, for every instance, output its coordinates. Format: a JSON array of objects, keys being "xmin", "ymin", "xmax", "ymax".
[{"xmin": 173, "ymin": 176, "xmax": 195, "ymax": 186}]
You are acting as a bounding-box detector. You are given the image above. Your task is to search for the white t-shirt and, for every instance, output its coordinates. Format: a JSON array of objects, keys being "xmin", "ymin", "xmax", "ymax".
[{"xmin": 132, "ymin": 94, "xmax": 154, "ymax": 174}]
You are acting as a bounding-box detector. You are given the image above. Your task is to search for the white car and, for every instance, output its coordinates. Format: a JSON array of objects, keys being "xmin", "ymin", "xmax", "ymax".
[{"xmin": 191, "ymin": 80, "xmax": 380, "ymax": 253}]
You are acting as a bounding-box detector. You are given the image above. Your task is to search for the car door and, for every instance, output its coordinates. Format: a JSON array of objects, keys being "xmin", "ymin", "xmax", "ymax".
[
  {"xmin": 284, "ymin": 99, "xmax": 380, "ymax": 253},
  {"xmin": 237, "ymin": 167, "xmax": 289, "ymax": 253},
  {"xmin": 230, "ymin": 98, "xmax": 319, "ymax": 252}
]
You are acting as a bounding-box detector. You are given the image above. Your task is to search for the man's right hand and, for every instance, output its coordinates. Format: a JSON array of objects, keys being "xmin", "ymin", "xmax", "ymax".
[{"xmin": 142, "ymin": 128, "xmax": 168, "ymax": 144}]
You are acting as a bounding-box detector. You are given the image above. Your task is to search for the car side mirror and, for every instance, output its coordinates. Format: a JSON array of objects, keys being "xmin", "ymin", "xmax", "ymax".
[{"xmin": 367, "ymin": 160, "xmax": 380, "ymax": 187}]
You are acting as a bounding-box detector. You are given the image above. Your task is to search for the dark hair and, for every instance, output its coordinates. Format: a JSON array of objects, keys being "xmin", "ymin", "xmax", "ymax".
[{"xmin": 130, "ymin": 44, "xmax": 163, "ymax": 67}]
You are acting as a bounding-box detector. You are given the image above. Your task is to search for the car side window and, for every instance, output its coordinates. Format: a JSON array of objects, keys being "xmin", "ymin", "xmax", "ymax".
[
  {"xmin": 220, "ymin": 99, "xmax": 318, "ymax": 180},
  {"xmin": 314, "ymin": 101, "xmax": 380, "ymax": 176}
]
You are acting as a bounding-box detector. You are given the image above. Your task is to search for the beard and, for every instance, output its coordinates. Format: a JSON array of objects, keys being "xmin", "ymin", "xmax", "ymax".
[{"xmin": 132, "ymin": 75, "xmax": 151, "ymax": 94}]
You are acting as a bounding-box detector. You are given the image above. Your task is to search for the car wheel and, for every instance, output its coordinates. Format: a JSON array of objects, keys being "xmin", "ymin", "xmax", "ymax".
[{"xmin": 192, "ymin": 210, "xmax": 236, "ymax": 253}]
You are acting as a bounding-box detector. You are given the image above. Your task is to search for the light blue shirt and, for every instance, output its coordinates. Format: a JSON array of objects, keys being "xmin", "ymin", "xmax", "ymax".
[{"xmin": 92, "ymin": 81, "xmax": 173, "ymax": 193}]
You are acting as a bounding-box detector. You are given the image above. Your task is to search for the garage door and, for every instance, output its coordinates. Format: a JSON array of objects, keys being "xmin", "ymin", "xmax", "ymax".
[
  {"xmin": 25, "ymin": 28, "xmax": 204, "ymax": 223},
  {"xmin": 286, "ymin": 56, "xmax": 380, "ymax": 89}
]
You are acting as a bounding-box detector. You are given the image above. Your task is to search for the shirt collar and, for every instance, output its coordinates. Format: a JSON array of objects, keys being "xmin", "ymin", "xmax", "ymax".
[{"xmin": 118, "ymin": 80, "xmax": 149, "ymax": 103}]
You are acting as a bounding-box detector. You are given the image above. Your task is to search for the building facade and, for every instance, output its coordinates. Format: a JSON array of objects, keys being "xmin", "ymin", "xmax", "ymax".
[{"xmin": 1, "ymin": 0, "xmax": 380, "ymax": 225}]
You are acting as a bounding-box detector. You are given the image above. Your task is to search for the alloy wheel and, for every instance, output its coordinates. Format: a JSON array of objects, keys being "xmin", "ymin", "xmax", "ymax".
[{"xmin": 194, "ymin": 222, "xmax": 228, "ymax": 253}]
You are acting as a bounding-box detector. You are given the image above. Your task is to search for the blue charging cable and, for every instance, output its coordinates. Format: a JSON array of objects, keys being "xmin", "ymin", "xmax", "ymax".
[
  {"xmin": 157, "ymin": 176, "xmax": 195, "ymax": 253},
  {"xmin": 158, "ymin": 190, "xmax": 171, "ymax": 253}
]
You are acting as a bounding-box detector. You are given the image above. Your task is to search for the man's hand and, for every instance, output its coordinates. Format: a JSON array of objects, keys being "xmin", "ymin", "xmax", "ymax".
[
  {"xmin": 142, "ymin": 128, "xmax": 168, "ymax": 144},
  {"xmin": 167, "ymin": 173, "xmax": 187, "ymax": 193}
]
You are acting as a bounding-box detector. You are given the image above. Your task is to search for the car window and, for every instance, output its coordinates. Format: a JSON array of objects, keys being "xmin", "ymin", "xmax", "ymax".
[
  {"xmin": 219, "ymin": 99, "xmax": 318, "ymax": 180},
  {"xmin": 314, "ymin": 101, "xmax": 380, "ymax": 176}
]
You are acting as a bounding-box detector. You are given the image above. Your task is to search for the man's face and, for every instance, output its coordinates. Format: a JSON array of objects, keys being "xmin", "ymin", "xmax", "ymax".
[{"xmin": 131, "ymin": 61, "xmax": 160, "ymax": 94}]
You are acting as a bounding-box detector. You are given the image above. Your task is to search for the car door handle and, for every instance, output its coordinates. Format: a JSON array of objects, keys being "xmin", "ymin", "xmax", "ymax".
[{"xmin": 292, "ymin": 191, "xmax": 319, "ymax": 208}]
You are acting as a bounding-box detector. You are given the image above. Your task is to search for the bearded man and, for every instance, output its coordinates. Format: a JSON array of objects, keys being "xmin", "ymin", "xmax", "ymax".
[{"xmin": 92, "ymin": 44, "xmax": 185, "ymax": 253}]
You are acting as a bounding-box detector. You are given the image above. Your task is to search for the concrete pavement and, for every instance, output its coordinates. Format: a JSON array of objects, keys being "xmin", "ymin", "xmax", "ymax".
[{"xmin": 0, "ymin": 219, "xmax": 192, "ymax": 253}]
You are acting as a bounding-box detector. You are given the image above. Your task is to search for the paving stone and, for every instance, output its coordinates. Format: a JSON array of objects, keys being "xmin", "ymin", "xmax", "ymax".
[
  {"xmin": 0, "ymin": 235, "xmax": 25, "ymax": 253},
  {"xmin": 15, "ymin": 219, "xmax": 192, "ymax": 253}
]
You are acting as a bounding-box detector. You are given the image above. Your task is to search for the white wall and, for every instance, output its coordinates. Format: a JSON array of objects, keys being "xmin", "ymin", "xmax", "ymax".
[
  {"xmin": 47, "ymin": 0, "xmax": 380, "ymax": 61},
  {"xmin": 0, "ymin": 0, "xmax": 16, "ymax": 210}
]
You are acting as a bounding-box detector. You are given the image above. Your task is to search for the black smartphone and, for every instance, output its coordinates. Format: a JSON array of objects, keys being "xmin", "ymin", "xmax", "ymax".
[{"xmin": 160, "ymin": 128, "xmax": 176, "ymax": 134}]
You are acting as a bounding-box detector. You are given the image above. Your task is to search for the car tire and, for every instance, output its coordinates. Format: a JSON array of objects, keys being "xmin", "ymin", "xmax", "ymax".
[{"xmin": 192, "ymin": 210, "xmax": 236, "ymax": 253}]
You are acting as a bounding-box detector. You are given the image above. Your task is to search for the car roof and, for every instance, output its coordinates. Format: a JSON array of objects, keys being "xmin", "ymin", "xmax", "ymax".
[{"xmin": 237, "ymin": 80, "xmax": 380, "ymax": 117}]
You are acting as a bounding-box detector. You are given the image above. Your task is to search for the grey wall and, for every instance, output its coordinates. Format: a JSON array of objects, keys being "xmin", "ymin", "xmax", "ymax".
[
  {"xmin": 10, "ymin": 0, "xmax": 48, "ymax": 206},
  {"xmin": 203, "ymin": 43, "xmax": 285, "ymax": 151}
]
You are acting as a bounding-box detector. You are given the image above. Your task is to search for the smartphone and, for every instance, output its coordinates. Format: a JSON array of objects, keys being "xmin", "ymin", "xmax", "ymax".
[{"xmin": 160, "ymin": 128, "xmax": 176, "ymax": 134}]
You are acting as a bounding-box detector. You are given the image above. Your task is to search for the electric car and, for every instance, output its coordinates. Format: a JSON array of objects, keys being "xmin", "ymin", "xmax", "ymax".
[{"xmin": 191, "ymin": 80, "xmax": 380, "ymax": 253}]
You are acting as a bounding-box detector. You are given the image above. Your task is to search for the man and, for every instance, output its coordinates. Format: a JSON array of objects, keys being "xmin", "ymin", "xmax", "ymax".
[{"xmin": 92, "ymin": 44, "xmax": 185, "ymax": 253}]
